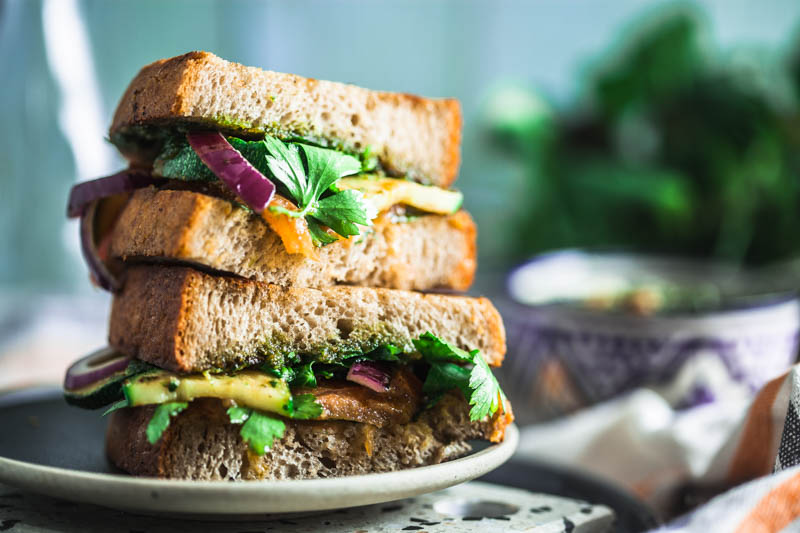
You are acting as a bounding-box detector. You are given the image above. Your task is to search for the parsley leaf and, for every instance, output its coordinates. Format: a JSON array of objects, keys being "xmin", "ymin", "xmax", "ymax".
[
  {"xmin": 280, "ymin": 366, "xmax": 296, "ymax": 383},
  {"xmin": 260, "ymin": 364, "xmax": 295, "ymax": 384},
  {"xmin": 263, "ymin": 136, "xmax": 307, "ymax": 202},
  {"xmin": 310, "ymin": 190, "xmax": 373, "ymax": 237},
  {"xmin": 288, "ymin": 394, "xmax": 324, "ymax": 420},
  {"xmin": 300, "ymin": 144, "xmax": 361, "ymax": 204},
  {"xmin": 415, "ymin": 332, "xmax": 507, "ymax": 421},
  {"xmin": 369, "ymin": 344, "xmax": 403, "ymax": 363},
  {"xmin": 291, "ymin": 362, "xmax": 317, "ymax": 388},
  {"xmin": 226, "ymin": 405, "xmax": 251, "ymax": 424},
  {"xmin": 307, "ymin": 218, "xmax": 339, "ymax": 245},
  {"xmin": 102, "ymin": 399, "xmax": 129, "ymax": 417},
  {"xmin": 146, "ymin": 402, "xmax": 188, "ymax": 444},
  {"xmin": 226, "ymin": 407, "xmax": 286, "ymax": 455},
  {"xmin": 421, "ymin": 362, "xmax": 471, "ymax": 411},
  {"xmin": 467, "ymin": 352, "xmax": 506, "ymax": 421},
  {"xmin": 239, "ymin": 411, "xmax": 286, "ymax": 454},
  {"xmin": 361, "ymin": 145, "xmax": 378, "ymax": 172},
  {"xmin": 422, "ymin": 361, "xmax": 472, "ymax": 398},
  {"xmin": 264, "ymin": 136, "xmax": 369, "ymax": 239},
  {"xmin": 413, "ymin": 332, "xmax": 474, "ymax": 363}
]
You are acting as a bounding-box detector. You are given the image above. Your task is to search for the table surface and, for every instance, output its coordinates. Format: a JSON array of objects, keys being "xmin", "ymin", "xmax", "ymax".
[{"xmin": 0, "ymin": 480, "xmax": 614, "ymax": 533}]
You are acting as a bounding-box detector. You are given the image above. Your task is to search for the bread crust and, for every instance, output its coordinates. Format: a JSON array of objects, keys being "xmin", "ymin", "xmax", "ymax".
[
  {"xmin": 106, "ymin": 394, "xmax": 511, "ymax": 480},
  {"xmin": 111, "ymin": 51, "xmax": 462, "ymax": 187},
  {"xmin": 109, "ymin": 187, "xmax": 476, "ymax": 291},
  {"xmin": 109, "ymin": 265, "xmax": 506, "ymax": 373}
]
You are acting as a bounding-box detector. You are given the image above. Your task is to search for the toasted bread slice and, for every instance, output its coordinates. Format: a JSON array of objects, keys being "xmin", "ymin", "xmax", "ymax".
[
  {"xmin": 106, "ymin": 393, "xmax": 512, "ymax": 480},
  {"xmin": 109, "ymin": 265, "xmax": 506, "ymax": 373},
  {"xmin": 110, "ymin": 51, "xmax": 462, "ymax": 187},
  {"xmin": 109, "ymin": 187, "xmax": 476, "ymax": 291}
]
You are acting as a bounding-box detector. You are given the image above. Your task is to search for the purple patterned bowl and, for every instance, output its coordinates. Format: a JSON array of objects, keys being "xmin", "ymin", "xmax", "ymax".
[{"xmin": 499, "ymin": 251, "xmax": 800, "ymax": 424}]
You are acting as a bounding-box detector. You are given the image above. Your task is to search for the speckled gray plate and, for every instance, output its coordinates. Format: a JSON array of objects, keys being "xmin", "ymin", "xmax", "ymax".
[{"xmin": 0, "ymin": 389, "xmax": 517, "ymax": 516}]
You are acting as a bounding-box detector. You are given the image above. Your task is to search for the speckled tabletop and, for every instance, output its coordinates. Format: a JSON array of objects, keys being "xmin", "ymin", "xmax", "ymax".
[{"xmin": 0, "ymin": 481, "xmax": 614, "ymax": 532}]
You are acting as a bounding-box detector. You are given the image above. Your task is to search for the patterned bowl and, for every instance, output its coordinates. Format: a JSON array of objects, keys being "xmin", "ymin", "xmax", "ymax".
[{"xmin": 499, "ymin": 251, "xmax": 800, "ymax": 424}]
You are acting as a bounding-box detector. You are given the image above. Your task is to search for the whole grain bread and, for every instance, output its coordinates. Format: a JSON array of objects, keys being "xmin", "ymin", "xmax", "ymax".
[
  {"xmin": 106, "ymin": 393, "xmax": 510, "ymax": 480},
  {"xmin": 109, "ymin": 265, "xmax": 506, "ymax": 373},
  {"xmin": 109, "ymin": 187, "xmax": 476, "ymax": 291},
  {"xmin": 110, "ymin": 51, "xmax": 462, "ymax": 187}
]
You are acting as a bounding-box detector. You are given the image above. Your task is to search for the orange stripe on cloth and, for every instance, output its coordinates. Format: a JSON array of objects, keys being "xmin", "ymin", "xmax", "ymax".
[
  {"xmin": 734, "ymin": 471, "xmax": 800, "ymax": 533},
  {"xmin": 726, "ymin": 372, "xmax": 787, "ymax": 486}
]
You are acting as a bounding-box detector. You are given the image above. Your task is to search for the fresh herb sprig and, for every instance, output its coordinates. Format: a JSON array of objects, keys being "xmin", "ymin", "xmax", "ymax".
[
  {"xmin": 262, "ymin": 137, "xmax": 374, "ymax": 242},
  {"xmin": 225, "ymin": 394, "xmax": 322, "ymax": 455},
  {"xmin": 414, "ymin": 332, "xmax": 506, "ymax": 421},
  {"xmin": 227, "ymin": 406, "xmax": 286, "ymax": 454},
  {"xmin": 146, "ymin": 402, "xmax": 188, "ymax": 444},
  {"xmin": 156, "ymin": 135, "xmax": 375, "ymax": 245}
]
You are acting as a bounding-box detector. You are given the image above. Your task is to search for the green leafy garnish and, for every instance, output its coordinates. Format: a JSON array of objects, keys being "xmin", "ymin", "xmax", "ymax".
[
  {"xmin": 146, "ymin": 402, "xmax": 188, "ymax": 444},
  {"xmin": 361, "ymin": 145, "xmax": 378, "ymax": 172},
  {"xmin": 413, "ymin": 332, "xmax": 473, "ymax": 363},
  {"xmin": 421, "ymin": 361, "xmax": 471, "ymax": 410},
  {"xmin": 102, "ymin": 399, "xmax": 129, "ymax": 417},
  {"xmin": 310, "ymin": 190, "xmax": 373, "ymax": 237},
  {"xmin": 414, "ymin": 332, "xmax": 506, "ymax": 421},
  {"xmin": 291, "ymin": 362, "xmax": 317, "ymax": 388},
  {"xmin": 261, "ymin": 360, "xmax": 317, "ymax": 388},
  {"xmin": 288, "ymin": 394, "xmax": 324, "ymax": 420},
  {"xmin": 226, "ymin": 407, "xmax": 286, "ymax": 455},
  {"xmin": 265, "ymin": 365, "xmax": 295, "ymax": 384},
  {"xmin": 238, "ymin": 411, "xmax": 286, "ymax": 455},
  {"xmin": 225, "ymin": 394, "xmax": 321, "ymax": 455},
  {"xmin": 156, "ymin": 135, "xmax": 374, "ymax": 244},
  {"xmin": 226, "ymin": 405, "xmax": 251, "ymax": 424},
  {"xmin": 307, "ymin": 218, "xmax": 339, "ymax": 245},
  {"xmin": 467, "ymin": 352, "xmax": 506, "ymax": 421},
  {"xmin": 264, "ymin": 137, "xmax": 372, "ymax": 239},
  {"xmin": 262, "ymin": 137, "xmax": 307, "ymax": 201},
  {"xmin": 369, "ymin": 344, "xmax": 403, "ymax": 363},
  {"xmin": 339, "ymin": 344, "xmax": 403, "ymax": 366}
]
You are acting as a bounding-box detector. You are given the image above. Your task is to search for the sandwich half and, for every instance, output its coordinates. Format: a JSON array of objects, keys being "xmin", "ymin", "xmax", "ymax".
[
  {"xmin": 64, "ymin": 268, "xmax": 512, "ymax": 480},
  {"xmin": 72, "ymin": 51, "xmax": 473, "ymax": 292},
  {"xmin": 63, "ymin": 51, "xmax": 514, "ymax": 481}
]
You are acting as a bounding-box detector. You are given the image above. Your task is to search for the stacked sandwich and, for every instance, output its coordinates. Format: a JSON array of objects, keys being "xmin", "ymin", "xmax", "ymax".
[{"xmin": 63, "ymin": 51, "xmax": 513, "ymax": 480}]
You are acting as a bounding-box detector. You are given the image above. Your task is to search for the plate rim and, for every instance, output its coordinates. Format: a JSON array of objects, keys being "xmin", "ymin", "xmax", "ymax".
[{"xmin": 0, "ymin": 392, "xmax": 518, "ymax": 515}]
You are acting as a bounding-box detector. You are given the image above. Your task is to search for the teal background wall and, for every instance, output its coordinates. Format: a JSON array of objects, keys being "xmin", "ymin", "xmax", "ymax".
[{"xmin": 2, "ymin": 0, "xmax": 800, "ymax": 293}]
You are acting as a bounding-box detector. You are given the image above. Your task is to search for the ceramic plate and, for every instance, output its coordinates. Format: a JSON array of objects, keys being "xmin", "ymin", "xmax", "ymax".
[{"xmin": 0, "ymin": 388, "xmax": 517, "ymax": 516}]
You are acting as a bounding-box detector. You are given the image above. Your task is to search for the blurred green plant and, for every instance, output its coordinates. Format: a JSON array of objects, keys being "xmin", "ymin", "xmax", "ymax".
[{"xmin": 490, "ymin": 7, "xmax": 800, "ymax": 265}]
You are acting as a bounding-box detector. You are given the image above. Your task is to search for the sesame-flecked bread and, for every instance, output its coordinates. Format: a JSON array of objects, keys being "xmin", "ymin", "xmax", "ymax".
[
  {"xmin": 110, "ymin": 51, "xmax": 462, "ymax": 187},
  {"xmin": 109, "ymin": 265, "xmax": 506, "ymax": 373},
  {"xmin": 106, "ymin": 393, "xmax": 512, "ymax": 480},
  {"xmin": 109, "ymin": 187, "xmax": 476, "ymax": 291}
]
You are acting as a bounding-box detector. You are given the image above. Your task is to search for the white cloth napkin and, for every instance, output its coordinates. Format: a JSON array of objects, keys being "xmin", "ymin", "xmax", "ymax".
[{"xmin": 518, "ymin": 354, "xmax": 800, "ymax": 530}]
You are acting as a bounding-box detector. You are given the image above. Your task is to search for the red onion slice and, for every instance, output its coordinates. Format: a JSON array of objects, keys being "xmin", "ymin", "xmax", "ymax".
[
  {"xmin": 64, "ymin": 347, "xmax": 132, "ymax": 391},
  {"xmin": 67, "ymin": 170, "xmax": 156, "ymax": 218},
  {"xmin": 80, "ymin": 200, "xmax": 120, "ymax": 292},
  {"xmin": 187, "ymin": 131, "xmax": 276, "ymax": 213},
  {"xmin": 346, "ymin": 361, "xmax": 391, "ymax": 393}
]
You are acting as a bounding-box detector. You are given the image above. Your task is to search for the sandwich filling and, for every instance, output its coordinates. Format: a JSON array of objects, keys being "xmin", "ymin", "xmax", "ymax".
[
  {"xmin": 64, "ymin": 333, "xmax": 511, "ymax": 455},
  {"xmin": 71, "ymin": 131, "xmax": 462, "ymax": 258},
  {"xmin": 154, "ymin": 133, "xmax": 462, "ymax": 257}
]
